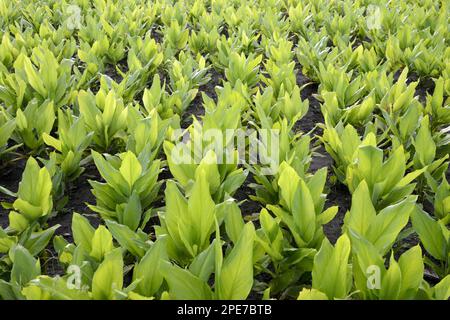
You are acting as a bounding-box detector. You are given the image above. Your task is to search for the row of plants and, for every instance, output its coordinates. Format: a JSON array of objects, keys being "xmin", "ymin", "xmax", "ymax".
[{"xmin": 0, "ymin": 0, "xmax": 449, "ymax": 300}]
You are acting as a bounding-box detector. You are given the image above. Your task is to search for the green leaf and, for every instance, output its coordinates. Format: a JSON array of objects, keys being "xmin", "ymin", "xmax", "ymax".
[
  {"xmin": 343, "ymin": 180, "xmax": 376, "ymax": 235},
  {"xmin": 105, "ymin": 220, "xmax": 146, "ymax": 258},
  {"xmin": 160, "ymin": 261, "xmax": 213, "ymax": 300},
  {"xmin": 90, "ymin": 225, "xmax": 114, "ymax": 261},
  {"xmin": 72, "ymin": 213, "xmax": 95, "ymax": 253},
  {"xmin": 28, "ymin": 276, "xmax": 90, "ymax": 300},
  {"xmin": 121, "ymin": 191, "xmax": 142, "ymax": 231},
  {"xmin": 189, "ymin": 240, "xmax": 217, "ymax": 282},
  {"xmin": 163, "ymin": 181, "xmax": 187, "ymax": 252},
  {"xmin": 133, "ymin": 238, "xmax": 167, "ymax": 298},
  {"xmin": 312, "ymin": 234, "xmax": 351, "ymax": 300},
  {"xmin": 433, "ymin": 275, "xmax": 450, "ymax": 300},
  {"xmin": 8, "ymin": 211, "xmax": 29, "ymax": 233},
  {"xmin": 278, "ymin": 162, "xmax": 299, "ymax": 210},
  {"xmin": 10, "ymin": 245, "xmax": 40, "ymax": 286},
  {"xmin": 348, "ymin": 230, "xmax": 385, "ymax": 299},
  {"xmin": 379, "ymin": 254, "xmax": 401, "ymax": 300},
  {"xmin": 92, "ymin": 248, "xmax": 123, "ymax": 300},
  {"xmin": 398, "ymin": 245, "xmax": 423, "ymax": 299},
  {"xmin": 119, "ymin": 151, "xmax": 142, "ymax": 188},
  {"xmin": 42, "ymin": 133, "xmax": 62, "ymax": 152},
  {"xmin": 297, "ymin": 288, "xmax": 329, "ymax": 300},
  {"xmin": 413, "ymin": 115, "xmax": 435, "ymax": 167},
  {"xmin": 380, "ymin": 147, "xmax": 406, "ymax": 195},
  {"xmin": 224, "ymin": 201, "xmax": 244, "ymax": 244},
  {"xmin": 24, "ymin": 225, "xmax": 59, "ymax": 256},
  {"xmin": 292, "ymin": 179, "xmax": 316, "ymax": 244},
  {"xmin": 367, "ymin": 198, "xmax": 414, "ymax": 254},
  {"xmin": 411, "ymin": 207, "xmax": 448, "ymax": 261},
  {"xmin": 91, "ymin": 150, "xmax": 128, "ymax": 195},
  {"xmin": 163, "ymin": 141, "xmax": 195, "ymax": 188},
  {"xmin": 195, "ymin": 150, "xmax": 220, "ymax": 194},
  {"xmin": 23, "ymin": 55, "xmax": 46, "ymax": 97},
  {"xmin": 216, "ymin": 222, "xmax": 255, "ymax": 300},
  {"xmin": 355, "ymin": 145, "xmax": 383, "ymax": 189},
  {"xmin": 185, "ymin": 170, "xmax": 215, "ymax": 250}
]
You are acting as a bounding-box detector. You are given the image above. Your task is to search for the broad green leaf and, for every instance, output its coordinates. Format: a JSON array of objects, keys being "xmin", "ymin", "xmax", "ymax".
[
  {"xmin": 398, "ymin": 245, "xmax": 423, "ymax": 299},
  {"xmin": 291, "ymin": 179, "xmax": 316, "ymax": 244},
  {"xmin": 28, "ymin": 276, "xmax": 90, "ymax": 300},
  {"xmin": 24, "ymin": 225, "xmax": 59, "ymax": 256},
  {"xmin": 306, "ymin": 167, "xmax": 327, "ymax": 212},
  {"xmin": 23, "ymin": 56, "xmax": 46, "ymax": 97},
  {"xmin": 411, "ymin": 208, "xmax": 447, "ymax": 261},
  {"xmin": 42, "ymin": 133, "xmax": 62, "ymax": 151},
  {"xmin": 381, "ymin": 147, "xmax": 406, "ymax": 193},
  {"xmin": 413, "ymin": 116, "xmax": 435, "ymax": 167},
  {"xmin": 433, "ymin": 275, "xmax": 450, "ymax": 300},
  {"xmin": 90, "ymin": 225, "xmax": 114, "ymax": 261},
  {"xmin": 92, "ymin": 248, "xmax": 123, "ymax": 300},
  {"xmin": 278, "ymin": 162, "xmax": 299, "ymax": 210},
  {"xmin": 11, "ymin": 245, "xmax": 40, "ymax": 286},
  {"xmin": 216, "ymin": 223, "xmax": 255, "ymax": 300},
  {"xmin": 189, "ymin": 240, "xmax": 217, "ymax": 282},
  {"xmin": 185, "ymin": 170, "xmax": 215, "ymax": 250},
  {"xmin": 343, "ymin": 180, "xmax": 376, "ymax": 235},
  {"xmin": 195, "ymin": 150, "xmax": 220, "ymax": 194},
  {"xmin": 105, "ymin": 220, "xmax": 146, "ymax": 258},
  {"xmin": 133, "ymin": 238, "xmax": 167, "ymax": 297},
  {"xmin": 312, "ymin": 234, "xmax": 351, "ymax": 299},
  {"xmin": 72, "ymin": 213, "xmax": 95, "ymax": 253},
  {"xmin": 91, "ymin": 150, "xmax": 128, "ymax": 195},
  {"xmin": 379, "ymin": 254, "xmax": 401, "ymax": 300},
  {"xmin": 119, "ymin": 151, "xmax": 142, "ymax": 188},
  {"xmin": 163, "ymin": 141, "xmax": 195, "ymax": 187},
  {"xmin": 163, "ymin": 180, "xmax": 188, "ymax": 251},
  {"xmin": 297, "ymin": 288, "xmax": 329, "ymax": 300},
  {"xmin": 367, "ymin": 198, "xmax": 414, "ymax": 254},
  {"xmin": 160, "ymin": 261, "xmax": 213, "ymax": 300},
  {"xmin": 355, "ymin": 145, "xmax": 383, "ymax": 188},
  {"xmin": 348, "ymin": 230, "xmax": 385, "ymax": 299},
  {"xmin": 224, "ymin": 201, "xmax": 244, "ymax": 244},
  {"xmin": 8, "ymin": 211, "xmax": 29, "ymax": 233},
  {"xmin": 121, "ymin": 192, "xmax": 142, "ymax": 231}
]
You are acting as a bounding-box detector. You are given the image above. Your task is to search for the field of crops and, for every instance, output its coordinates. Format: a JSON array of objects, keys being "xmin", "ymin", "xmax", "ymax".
[{"xmin": 0, "ymin": 0, "xmax": 449, "ymax": 301}]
